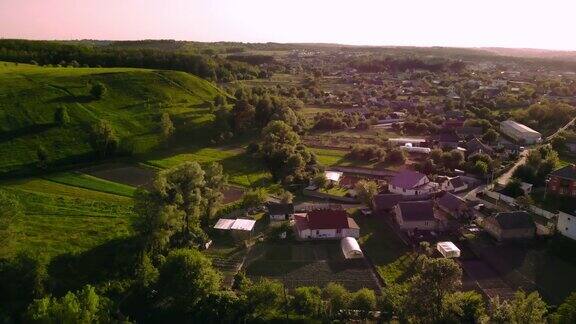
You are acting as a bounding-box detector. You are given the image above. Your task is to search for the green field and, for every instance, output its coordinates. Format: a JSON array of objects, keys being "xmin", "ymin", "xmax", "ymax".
[
  {"xmin": 310, "ymin": 147, "xmax": 348, "ymax": 166},
  {"xmin": 43, "ymin": 171, "xmax": 137, "ymax": 197},
  {"xmin": 1, "ymin": 178, "xmax": 135, "ymax": 259},
  {"xmin": 145, "ymin": 147, "xmax": 272, "ymax": 188},
  {"xmin": 0, "ymin": 62, "xmax": 224, "ymax": 174}
]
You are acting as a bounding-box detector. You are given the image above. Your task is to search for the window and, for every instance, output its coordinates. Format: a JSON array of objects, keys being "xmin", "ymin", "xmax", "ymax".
[{"xmin": 316, "ymin": 230, "xmax": 319, "ymax": 235}]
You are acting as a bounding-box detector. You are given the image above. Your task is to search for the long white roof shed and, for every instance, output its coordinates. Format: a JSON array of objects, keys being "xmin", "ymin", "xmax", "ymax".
[{"xmin": 214, "ymin": 218, "xmax": 256, "ymax": 232}]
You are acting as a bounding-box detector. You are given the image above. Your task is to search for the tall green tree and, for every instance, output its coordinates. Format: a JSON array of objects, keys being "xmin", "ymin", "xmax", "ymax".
[
  {"xmin": 442, "ymin": 291, "xmax": 487, "ymax": 323},
  {"xmin": 159, "ymin": 112, "xmax": 175, "ymax": 140},
  {"xmin": 349, "ymin": 288, "xmax": 377, "ymax": 320},
  {"xmin": 508, "ymin": 291, "xmax": 548, "ymax": 324},
  {"xmin": 156, "ymin": 248, "xmax": 222, "ymax": 314},
  {"xmin": 354, "ymin": 180, "xmax": 379, "ymax": 210},
  {"xmin": 89, "ymin": 82, "xmax": 107, "ymax": 99},
  {"xmin": 552, "ymin": 291, "xmax": 576, "ymax": 324},
  {"xmin": 292, "ymin": 286, "xmax": 323, "ymax": 318},
  {"xmin": 90, "ymin": 119, "xmax": 119, "ymax": 158},
  {"xmin": 54, "ymin": 106, "xmax": 70, "ymax": 126}
]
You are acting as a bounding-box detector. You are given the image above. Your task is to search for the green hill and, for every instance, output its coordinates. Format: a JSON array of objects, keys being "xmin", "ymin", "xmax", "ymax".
[{"xmin": 0, "ymin": 62, "xmax": 224, "ymax": 175}]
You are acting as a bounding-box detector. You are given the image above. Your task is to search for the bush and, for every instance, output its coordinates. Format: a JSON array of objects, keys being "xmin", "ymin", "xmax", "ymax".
[{"xmin": 90, "ymin": 82, "xmax": 107, "ymax": 99}]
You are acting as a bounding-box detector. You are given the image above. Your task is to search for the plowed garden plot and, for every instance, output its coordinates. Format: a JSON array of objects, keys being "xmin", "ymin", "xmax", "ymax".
[
  {"xmin": 81, "ymin": 163, "xmax": 157, "ymax": 189},
  {"xmin": 245, "ymin": 242, "xmax": 382, "ymax": 292}
]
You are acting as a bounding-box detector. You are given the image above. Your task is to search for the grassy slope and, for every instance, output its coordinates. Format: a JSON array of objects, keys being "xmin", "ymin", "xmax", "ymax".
[
  {"xmin": 43, "ymin": 171, "xmax": 137, "ymax": 197},
  {"xmin": 0, "ymin": 62, "xmax": 223, "ymax": 174},
  {"xmin": 1, "ymin": 178, "xmax": 135, "ymax": 259}
]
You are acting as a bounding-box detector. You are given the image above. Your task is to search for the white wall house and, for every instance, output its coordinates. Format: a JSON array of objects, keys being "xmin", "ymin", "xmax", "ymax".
[
  {"xmin": 558, "ymin": 212, "xmax": 576, "ymax": 241},
  {"xmin": 388, "ymin": 170, "xmax": 438, "ymax": 196},
  {"xmin": 394, "ymin": 200, "xmax": 441, "ymax": 231},
  {"xmin": 294, "ymin": 210, "xmax": 360, "ymax": 240}
]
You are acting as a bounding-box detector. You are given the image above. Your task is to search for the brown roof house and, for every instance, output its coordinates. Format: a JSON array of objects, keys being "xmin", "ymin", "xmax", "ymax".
[
  {"xmin": 294, "ymin": 209, "xmax": 360, "ymax": 240},
  {"xmin": 394, "ymin": 200, "xmax": 446, "ymax": 232},
  {"xmin": 483, "ymin": 211, "xmax": 536, "ymax": 241},
  {"xmin": 437, "ymin": 192, "xmax": 470, "ymax": 218},
  {"xmin": 547, "ymin": 165, "xmax": 576, "ymax": 197}
]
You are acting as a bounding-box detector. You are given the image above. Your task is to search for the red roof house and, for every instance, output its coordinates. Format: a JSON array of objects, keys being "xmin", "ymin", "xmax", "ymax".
[{"xmin": 294, "ymin": 209, "xmax": 360, "ymax": 240}]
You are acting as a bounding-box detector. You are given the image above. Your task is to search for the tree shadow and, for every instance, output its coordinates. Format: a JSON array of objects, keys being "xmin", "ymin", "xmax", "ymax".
[
  {"xmin": 47, "ymin": 236, "xmax": 141, "ymax": 295},
  {"xmin": 0, "ymin": 124, "xmax": 55, "ymax": 144},
  {"xmin": 46, "ymin": 95, "xmax": 96, "ymax": 104}
]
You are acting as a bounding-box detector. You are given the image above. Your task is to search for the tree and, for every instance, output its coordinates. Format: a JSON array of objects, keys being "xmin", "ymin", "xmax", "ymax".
[
  {"xmin": 90, "ymin": 119, "xmax": 119, "ymax": 158},
  {"xmin": 135, "ymin": 252, "xmax": 159, "ymax": 289},
  {"xmin": 214, "ymin": 94, "xmax": 227, "ymax": 107},
  {"xmin": 36, "ymin": 145, "xmax": 49, "ymax": 170},
  {"xmin": 490, "ymin": 296, "xmax": 512, "ymax": 323},
  {"xmin": 442, "ymin": 291, "xmax": 487, "ymax": 323},
  {"xmin": 406, "ymin": 257, "xmax": 462, "ymax": 322},
  {"xmin": 552, "ymin": 134, "xmax": 567, "ymax": 153},
  {"xmin": 349, "ymin": 288, "xmax": 377, "ymax": 319},
  {"xmin": 482, "ymin": 128, "xmax": 499, "ymax": 143},
  {"xmin": 160, "ymin": 112, "xmax": 175, "ymax": 140},
  {"xmin": 552, "ymin": 291, "xmax": 576, "ymax": 324},
  {"xmin": 278, "ymin": 190, "xmax": 294, "ymax": 204},
  {"xmin": 322, "ymin": 283, "xmax": 350, "ymax": 318},
  {"xmin": 474, "ymin": 160, "xmax": 489, "ymax": 177},
  {"xmin": 0, "ymin": 190, "xmax": 22, "ymax": 247},
  {"xmin": 25, "ymin": 285, "xmax": 112, "ymax": 324},
  {"xmin": 54, "ymin": 106, "xmax": 70, "ymax": 126},
  {"xmin": 244, "ymin": 278, "xmax": 285, "ymax": 320},
  {"xmin": 312, "ymin": 173, "xmax": 329, "ymax": 189},
  {"xmin": 292, "ymin": 286, "xmax": 323, "ymax": 318},
  {"xmin": 156, "ymin": 248, "xmax": 222, "ymax": 313},
  {"xmin": 508, "ymin": 291, "xmax": 548, "ymax": 324},
  {"xmin": 242, "ymin": 188, "xmax": 267, "ymax": 209},
  {"xmin": 502, "ymin": 178, "xmax": 525, "ymax": 198},
  {"xmin": 386, "ymin": 148, "xmax": 406, "ymax": 165},
  {"xmin": 133, "ymin": 162, "xmax": 225, "ymax": 251},
  {"xmin": 89, "ymin": 81, "xmax": 107, "ymax": 99},
  {"xmin": 355, "ymin": 180, "xmax": 379, "ymax": 210}
]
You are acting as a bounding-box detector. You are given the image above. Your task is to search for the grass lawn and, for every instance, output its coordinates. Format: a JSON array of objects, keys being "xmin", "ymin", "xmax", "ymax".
[
  {"xmin": 311, "ymin": 147, "xmax": 348, "ymax": 166},
  {"xmin": 0, "ymin": 62, "xmax": 224, "ymax": 175},
  {"xmin": 43, "ymin": 171, "xmax": 137, "ymax": 197},
  {"xmin": 0, "ymin": 178, "xmax": 135, "ymax": 260},
  {"xmin": 145, "ymin": 147, "xmax": 273, "ymax": 188},
  {"xmin": 353, "ymin": 213, "xmax": 413, "ymax": 284},
  {"xmin": 319, "ymin": 186, "xmax": 349, "ymax": 197}
]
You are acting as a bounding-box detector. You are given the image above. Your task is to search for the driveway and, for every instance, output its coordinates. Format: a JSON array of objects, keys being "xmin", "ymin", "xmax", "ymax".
[{"xmin": 495, "ymin": 149, "xmax": 528, "ymax": 187}]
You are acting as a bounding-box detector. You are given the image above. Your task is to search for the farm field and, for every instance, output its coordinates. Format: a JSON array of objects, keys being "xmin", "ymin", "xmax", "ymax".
[
  {"xmin": 0, "ymin": 62, "xmax": 224, "ymax": 175},
  {"xmin": 244, "ymin": 241, "xmax": 382, "ymax": 292},
  {"xmin": 43, "ymin": 171, "xmax": 137, "ymax": 197},
  {"xmin": 0, "ymin": 177, "xmax": 135, "ymax": 260},
  {"xmin": 145, "ymin": 147, "xmax": 272, "ymax": 188},
  {"xmin": 81, "ymin": 163, "xmax": 157, "ymax": 189}
]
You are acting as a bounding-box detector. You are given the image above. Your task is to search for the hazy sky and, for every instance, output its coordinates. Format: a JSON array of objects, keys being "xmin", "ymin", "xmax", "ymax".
[{"xmin": 1, "ymin": 0, "xmax": 575, "ymax": 50}]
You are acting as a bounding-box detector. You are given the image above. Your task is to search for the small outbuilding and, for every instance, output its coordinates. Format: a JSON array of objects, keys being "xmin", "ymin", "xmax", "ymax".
[
  {"xmin": 436, "ymin": 241, "xmax": 461, "ymax": 258},
  {"xmin": 214, "ymin": 218, "xmax": 256, "ymax": 241},
  {"xmin": 341, "ymin": 237, "xmax": 364, "ymax": 259}
]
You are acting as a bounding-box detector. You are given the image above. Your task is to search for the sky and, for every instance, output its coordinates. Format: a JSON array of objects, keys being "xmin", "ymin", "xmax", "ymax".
[{"xmin": 1, "ymin": 0, "xmax": 575, "ymax": 50}]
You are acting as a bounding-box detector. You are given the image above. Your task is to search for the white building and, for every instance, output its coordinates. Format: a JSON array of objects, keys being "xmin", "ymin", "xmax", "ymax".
[
  {"xmin": 388, "ymin": 170, "xmax": 438, "ymax": 196},
  {"xmin": 558, "ymin": 212, "xmax": 576, "ymax": 241},
  {"xmin": 500, "ymin": 120, "xmax": 542, "ymax": 144},
  {"xmin": 294, "ymin": 209, "xmax": 360, "ymax": 240},
  {"xmin": 341, "ymin": 237, "xmax": 364, "ymax": 259},
  {"xmin": 436, "ymin": 241, "xmax": 461, "ymax": 258}
]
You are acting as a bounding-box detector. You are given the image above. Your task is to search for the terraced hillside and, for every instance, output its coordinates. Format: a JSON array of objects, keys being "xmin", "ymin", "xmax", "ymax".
[{"xmin": 0, "ymin": 62, "xmax": 225, "ymax": 175}]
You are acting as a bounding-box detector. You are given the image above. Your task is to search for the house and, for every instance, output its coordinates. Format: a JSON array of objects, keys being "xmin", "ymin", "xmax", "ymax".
[
  {"xmin": 394, "ymin": 200, "xmax": 443, "ymax": 231},
  {"xmin": 441, "ymin": 176, "xmax": 468, "ymax": 193},
  {"xmin": 464, "ymin": 138, "xmax": 494, "ymax": 156},
  {"xmin": 456, "ymin": 127, "xmax": 483, "ymax": 139},
  {"xmin": 483, "ymin": 211, "xmax": 536, "ymax": 241},
  {"xmin": 437, "ymin": 132, "xmax": 460, "ymax": 149},
  {"xmin": 388, "ymin": 170, "xmax": 438, "ymax": 196},
  {"xmin": 267, "ymin": 202, "xmax": 295, "ymax": 221},
  {"xmin": 500, "ymin": 120, "xmax": 542, "ymax": 144},
  {"xmin": 558, "ymin": 211, "xmax": 576, "ymax": 240},
  {"xmin": 214, "ymin": 218, "xmax": 257, "ymax": 241},
  {"xmin": 547, "ymin": 165, "xmax": 576, "ymax": 197},
  {"xmin": 437, "ymin": 192, "xmax": 469, "ymax": 218},
  {"xmin": 294, "ymin": 209, "xmax": 360, "ymax": 240},
  {"xmin": 374, "ymin": 193, "xmax": 404, "ymax": 214}
]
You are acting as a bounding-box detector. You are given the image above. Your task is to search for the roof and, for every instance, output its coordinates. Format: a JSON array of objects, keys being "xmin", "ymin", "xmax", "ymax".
[
  {"xmin": 390, "ymin": 170, "xmax": 428, "ymax": 189},
  {"xmin": 550, "ymin": 165, "xmax": 576, "ymax": 181},
  {"xmin": 214, "ymin": 218, "xmax": 256, "ymax": 231},
  {"xmin": 456, "ymin": 127, "xmax": 483, "ymax": 137},
  {"xmin": 449, "ymin": 176, "xmax": 466, "ymax": 189},
  {"xmin": 267, "ymin": 203, "xmax": 294, "ymax": 215},
  {"xmin": 438, "ymin": 132, "xmax": 460, "ymax": 143},
  {"xmin": 465, "ymin": 138, "xmax": 493, "ymax": 154},
  {"xmin": 325, "ymin": 171, "xmax": 343, "ymax": 182},
  {"xmin": 397, "ymin": 200, "xmax": 435, "ymax": 222},
  {"xmin": 307, "ymin": 209, "xmax": 350, "ymax": 229},
  {"xmin": 438, "ymin": 192, "xmax": 466, "ymax": 213},
  {"xmin": 374, "ymin": 193, "xmax": 404, "ymax": 210},
  {"xmin": 501, "ymin": 120, "xmax": 541, "ymax": 136},
  {"xmin": 490, "ymin": 211, "xmax": 535, "ymax": 230}
]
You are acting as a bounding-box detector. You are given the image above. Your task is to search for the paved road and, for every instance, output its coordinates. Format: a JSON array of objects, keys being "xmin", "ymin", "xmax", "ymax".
[
  {"xmin": 546, "ymin": 116, "xmax": 576, "ymax": 141},
  {"xmin": 495, "ymin": 149, "xmax": 528, "ymax": 187}
]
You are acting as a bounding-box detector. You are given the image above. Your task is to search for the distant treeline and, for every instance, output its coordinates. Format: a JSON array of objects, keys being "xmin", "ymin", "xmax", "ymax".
[
  {"xmin": 0, "ymin": 39, "xmax": 261, "ymax": 81},
  {"xmin": 349, "ymin": 56, "xmax": 466, "ymax": 73}
]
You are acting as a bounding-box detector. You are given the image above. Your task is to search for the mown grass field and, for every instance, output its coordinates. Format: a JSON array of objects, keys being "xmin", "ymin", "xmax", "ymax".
[
  {"xmin": 1, "ymin": 178, "xmax": 135, "ymax": 259},
  {"xmin": 0, "ymin": 62, "xmax": 224, "ymax": 174},
  {"xmin": 145, "ymin": 147, "xmax": 272, "ymax": 188},
  {"xmin": 43, "ymin": 171, "xmax": 137, "ymax": 197}
]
